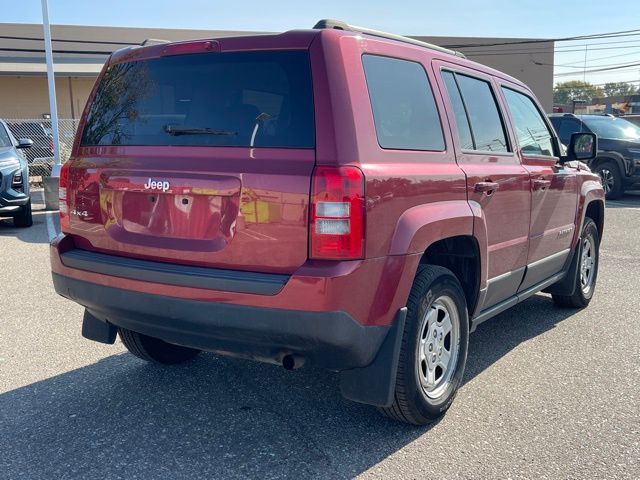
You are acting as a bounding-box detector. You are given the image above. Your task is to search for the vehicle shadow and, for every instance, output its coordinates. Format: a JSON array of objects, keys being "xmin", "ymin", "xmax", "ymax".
[
  {"xmin": 0, "ymin": 294, "xmax": 577, "ymax": 479},
  {"xmin": 0, "ymin": 188, "xmax": 52, "ymax": 244},
  {"xmin": 0, "ymin": 210, "xmax": 52, "ymax": 244}
]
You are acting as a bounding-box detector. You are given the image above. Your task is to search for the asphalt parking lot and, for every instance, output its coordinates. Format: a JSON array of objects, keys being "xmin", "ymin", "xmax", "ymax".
[{"xmin": 1, "ymin": 191, "xmax": 638, "ymax": 480}]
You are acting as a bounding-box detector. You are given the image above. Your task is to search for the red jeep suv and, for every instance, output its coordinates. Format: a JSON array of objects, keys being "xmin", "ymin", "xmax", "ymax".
[{"xmin": 51, "ymin": 20, "xmax": 604, "ymax": 424}]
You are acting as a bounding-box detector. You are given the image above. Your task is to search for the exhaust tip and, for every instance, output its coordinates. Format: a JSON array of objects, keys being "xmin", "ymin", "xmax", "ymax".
[{"xmin": 282, "ymin": 354, "xmax": 304, "ymax": 370}]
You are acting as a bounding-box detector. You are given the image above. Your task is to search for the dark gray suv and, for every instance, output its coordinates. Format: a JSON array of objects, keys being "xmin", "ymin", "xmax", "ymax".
[
  {"xmin": 0, "ymin": 119, "xmax": 33, "ymax": 227},
  {"xmin": 549, "ymin": 113, "xmax": 640, "ymax": 199}
]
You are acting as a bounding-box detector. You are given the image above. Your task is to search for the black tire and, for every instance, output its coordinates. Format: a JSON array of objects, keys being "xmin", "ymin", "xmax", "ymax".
[
  {"xmin": 13, "ymin": 200, "xmax": 33, "ymax": 228},
  {"xmin": 552, "ymin": 218, "xmax": 599, "ymax": 309},
  {"xmin": 594, "ymin": 161, "xmax": 624, "ymax": 200},
  {"xmin": 118, "ymin": 328, "xmax": 201, "ymax": 364},
  {"xmin": 380, "ymin": 265, "xmax": 469, "ymax": 425}
]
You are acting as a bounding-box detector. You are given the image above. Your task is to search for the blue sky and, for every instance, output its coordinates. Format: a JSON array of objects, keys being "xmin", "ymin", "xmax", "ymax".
[{"xmin": 2, "ymin": 0, "xmax": 639, "ymax": 86}]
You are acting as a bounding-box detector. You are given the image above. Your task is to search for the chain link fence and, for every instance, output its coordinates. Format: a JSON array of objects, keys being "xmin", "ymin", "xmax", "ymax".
[{"xmin": 4, "ymin": 119, "xmax": 78, "ymax": 184}]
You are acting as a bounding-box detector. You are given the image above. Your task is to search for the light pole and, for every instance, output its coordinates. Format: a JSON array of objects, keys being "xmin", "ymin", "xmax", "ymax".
[{"xmin": 41, "ymin": 0, "xmax": 62, "ymax": 209}]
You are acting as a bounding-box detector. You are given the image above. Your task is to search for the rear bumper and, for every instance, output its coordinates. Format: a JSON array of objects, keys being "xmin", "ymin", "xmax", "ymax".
[
  {"xmin": 50, "ymin": 234, "xmax": 420, "ymax": 327},
  {"xmin": 51, "ymin": 232, "xmax": 419, "ymax": 405},
  {"xmin": 53, "ymin": 273, "xmax": 389, "ymax": 370},
  {"xmin": 50, "ymin": 234, "xmax": 421, "ymax": 370}
]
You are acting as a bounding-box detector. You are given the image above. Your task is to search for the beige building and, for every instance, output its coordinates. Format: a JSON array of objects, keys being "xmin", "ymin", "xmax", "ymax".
[{"xmin": 0, "ymin": 23, "xmax": 554, "ymax": 119}]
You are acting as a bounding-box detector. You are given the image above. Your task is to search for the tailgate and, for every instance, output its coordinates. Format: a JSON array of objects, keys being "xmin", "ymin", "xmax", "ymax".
[
  {"xmin": 67, "ymin": 148, "xmax": 314, "ymax": 274},
  {"xmin": 66, "ymin": 48, "xmax": 316, "ymax": 274}
]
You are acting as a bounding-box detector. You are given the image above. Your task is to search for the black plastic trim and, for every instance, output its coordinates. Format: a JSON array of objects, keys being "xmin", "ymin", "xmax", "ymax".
[
  {"xmin": 53, "ymin": 273, "xmax": 390, "ymax": 372},
  {"xmin": 339, "ymin": 307, "xmax": 407, "ymax": 407},
  {"xmin": 518, "ymin": 248, "xmax": 570, "ymax": 292},
  {"xmin": 470, "ymin": 271, "xmax": 565, "ymax": 332},
  {"xmin": 60, "ymin": 248, "xmax": 290, "ymax": 295},
  {"xmin": 483, "ymin": 266, "xmax": 526, "ymax": 308}
]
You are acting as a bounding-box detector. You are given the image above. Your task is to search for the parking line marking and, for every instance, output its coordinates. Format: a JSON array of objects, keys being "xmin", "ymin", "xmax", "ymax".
[{"xmin": 46, "ymin": 212, "xmax": 58, "ymax": 241}]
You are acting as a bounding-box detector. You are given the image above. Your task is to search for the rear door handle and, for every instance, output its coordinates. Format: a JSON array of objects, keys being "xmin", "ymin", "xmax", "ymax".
[
  {"xmin": 474, "ymin": 181, "xmax": 499, "ymax": 195},
  {"xmin": 533, "ymin": 179, "xmax": 551, "ymax": 190}
]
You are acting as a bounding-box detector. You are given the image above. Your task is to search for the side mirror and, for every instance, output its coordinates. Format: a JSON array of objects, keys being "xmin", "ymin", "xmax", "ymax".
[
  {"xmin": 563, "ymin": 132, "xmax": 597, "ymax": 162},
  {"xmin": 16, "ymin": 138, "xmax": 34, "ymax": 149}
]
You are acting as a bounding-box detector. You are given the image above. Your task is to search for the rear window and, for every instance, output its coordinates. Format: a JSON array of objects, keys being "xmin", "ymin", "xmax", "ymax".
[
  {"xmin": 80, "ymin": 50, "xmax": 315, "ymax": 148},
  {"xmin": 362, "ymin": 55, "xmax": 445, "ymax": 151}
]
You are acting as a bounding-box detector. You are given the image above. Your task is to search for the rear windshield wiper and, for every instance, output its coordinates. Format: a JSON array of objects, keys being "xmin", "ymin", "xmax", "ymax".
[{"xmin": 163, "ymin": 125, "xmax": 238, "ymax": 136}]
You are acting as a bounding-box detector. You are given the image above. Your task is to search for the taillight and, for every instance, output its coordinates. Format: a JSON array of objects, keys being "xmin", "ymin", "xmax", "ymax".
[
  {"xmin": 310, "ymin": 166, "xmax": 365, "ymax": 260},
  {"xmin": 58, "ymin": 161, "xmax": 71, "ymax": 232},
  {"xmin": 49, "ymin": 138, "xmax": 54, "ymax": 154}
]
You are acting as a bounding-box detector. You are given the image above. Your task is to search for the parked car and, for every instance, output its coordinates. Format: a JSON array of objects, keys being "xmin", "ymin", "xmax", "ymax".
[
  {"xmin": 6, "ymin": 121, "xmax": 54, "ymax": 171},
  {"xmin": 0, "ymin": 119, "xmax": 33, "ymax": 227},
  {"xmin": 51, "ymin": 20, "xmax": 604, "ymax": 425},
  {"xmin": 549, "ymin": 113, "xmax": 640, "ymax": 199}
]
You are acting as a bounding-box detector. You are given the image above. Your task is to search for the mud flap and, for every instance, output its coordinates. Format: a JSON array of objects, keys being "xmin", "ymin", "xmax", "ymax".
[
  {"xmin": 543, "ymin": 243, "xmax": 580, "ymax": 296},
  {"xmin": 339, "ymin": 307, "xmax": 407, "ymax": 407},
  {"xmin": 82, "ymin": 309, "xmax": 117, "ymax": 344}
]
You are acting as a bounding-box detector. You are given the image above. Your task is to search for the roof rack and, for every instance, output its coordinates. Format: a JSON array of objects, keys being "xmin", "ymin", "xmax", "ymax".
[{"xmin": 313, "ymin": 19, "xmax": 466, "ymax": 58}]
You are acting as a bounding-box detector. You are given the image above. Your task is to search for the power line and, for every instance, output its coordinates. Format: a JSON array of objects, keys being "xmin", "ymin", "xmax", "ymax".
[
  {"xmin": 465, "ymin": 41, "xmax": 640, "ymax": 56},
  {"xmin": 441, "ymin": 28, "xmax": 640, "ymax": 49},
  {"xmin": 0, "ymin": 47, "xmax": 112, "ymax": 55},
  {"xmin": 539, "ymin": 58, "xmax": 640, "ymax": 70},
  {"xmin": 1, "ymin": 30, "xmax": 639, "ymax": 55},
  {"xmin": 554, "ymin": 62, "xmax": 640, "ymax": 77},
  {"xmin": 465, "ymin": 43, "xmax": 640, "ymax": 58},
  {"xmin": 555, "ymin": 37, "xmax": 640, "ymax": 50},
  {"xmin": 460, "ymin": 38, "xmax": 640, "ymax": 57},
  {"xmin": 555, "ymin": 50, "xmax": 640, "ymax": 67},
  {"xmin": 0, "ymin": 34, "xmax": 133, "ymax": 46},
  {"xmin": 554, "ymin": 80, "xmax": 640, "ymax": 89}
]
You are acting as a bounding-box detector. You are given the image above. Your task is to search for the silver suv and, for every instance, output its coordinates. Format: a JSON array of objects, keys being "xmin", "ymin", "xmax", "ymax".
[{"xmin": 0, "ymin": 119, "xmax": 33, "ymax": 227}]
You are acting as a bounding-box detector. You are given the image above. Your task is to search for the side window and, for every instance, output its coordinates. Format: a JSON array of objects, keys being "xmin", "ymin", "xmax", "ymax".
[
  {"xmin": 441, "ymin": 70, "xmax": 509, "ymax": 153},
  {"xmin": 454, "ymin": 74, "xmax": 509, "ymax": 152},
  {"xmin": 441, "ymin": 71, "xmax": 474, "ymax": 150},
  {"xmin": 558, "ymin": 119, "xmax": 583, "ymax": 145},
  {"xmin": 362, "ymin": 55, "xmax": 445, "ymax": 151},
  {"xmin": 501, "ymin": 88, "xmax": 555, "ymax": 157}
]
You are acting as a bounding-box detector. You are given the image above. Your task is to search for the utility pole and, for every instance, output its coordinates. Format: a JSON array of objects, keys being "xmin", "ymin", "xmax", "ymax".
[{"xmin": 41, "ymin": 0, "xmax": 61, "ymax": 209}]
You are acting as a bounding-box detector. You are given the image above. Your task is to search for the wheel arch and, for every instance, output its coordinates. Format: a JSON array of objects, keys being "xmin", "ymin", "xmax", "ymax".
[
  {"xmin": 387, "ymin": 200, "xmax": 485, "ymax": 326},
  {"xmin": 575, "ymin": 180, "xmax": 606, "ymax": 248},
  {"xmin": 419, "ymin": 235, "xmax": 482, "ymax": 319},
  {"xmin": 584, "ymin": 199, "xmax": 604, "ymax": 243},
  {"xmin": 591, "ymin": 152, "xmax": 627, "ymax": 176}
]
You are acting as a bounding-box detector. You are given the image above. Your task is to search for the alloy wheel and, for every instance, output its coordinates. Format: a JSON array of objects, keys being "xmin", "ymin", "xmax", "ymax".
[{"xmin": 598, "ymin": 169, "xmax": 614, "ymax": 195}]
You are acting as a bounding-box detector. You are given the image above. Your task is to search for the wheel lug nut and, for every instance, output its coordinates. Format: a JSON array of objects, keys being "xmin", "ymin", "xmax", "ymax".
[
  {"xmin": 428, "ymin": 344, "xmax": 433, "ymax": 352},
  {"xmin": 433, "ymin": 331, "xmax": 437, "ymax": 338},
  {"xmin": 431, "ymin": 354, "xmax": 437, "ymax": 362}
]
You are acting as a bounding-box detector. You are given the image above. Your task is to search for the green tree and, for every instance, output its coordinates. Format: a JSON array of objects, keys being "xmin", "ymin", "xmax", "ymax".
[
  {"xmin": 553, "ymin": 80, "xmax": 605, "ymax": 105},
  {"xmin": 602, "ymin": 82, "xmax": 638, "ymax": 97}
]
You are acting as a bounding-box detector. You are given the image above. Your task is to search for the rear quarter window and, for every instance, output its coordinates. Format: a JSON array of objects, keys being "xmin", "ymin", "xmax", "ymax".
[
  {"xmin": 362, "ymin": 54, "xmax": 445, "ymax": 151},
  {"xmin": 80, "ymin": 50, "xmax": 315, "ymax": 148}
]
